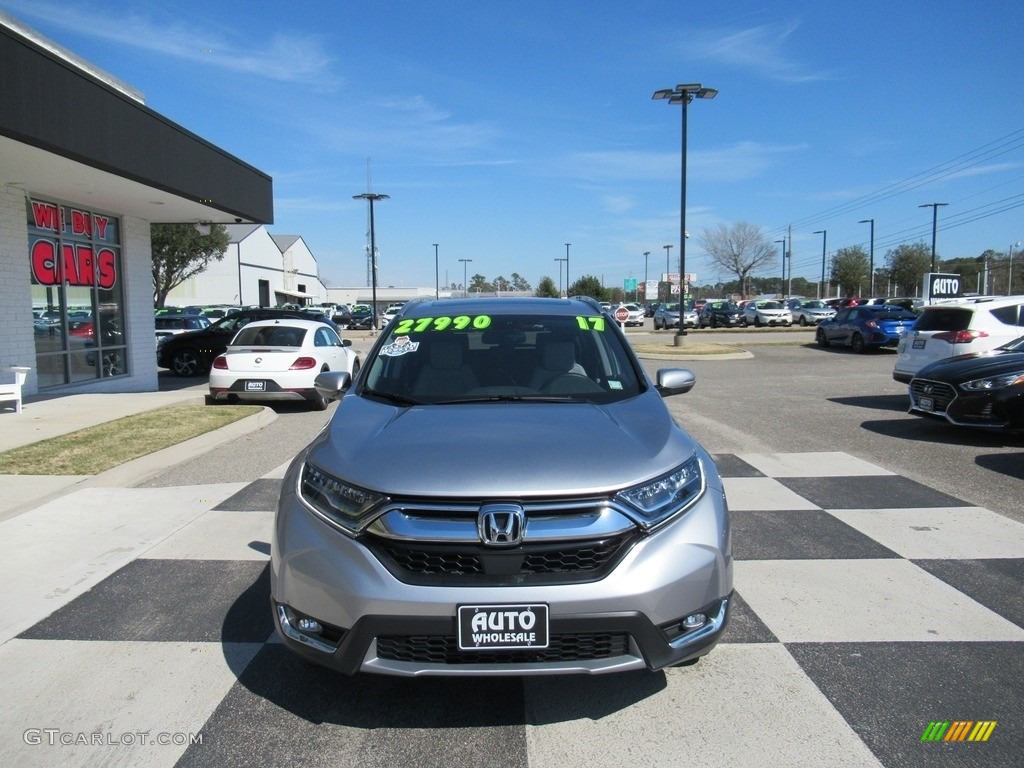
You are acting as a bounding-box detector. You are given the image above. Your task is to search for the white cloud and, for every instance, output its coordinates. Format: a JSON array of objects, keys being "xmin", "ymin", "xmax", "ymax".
[
  {"xmin": 5, "ymin": 1, "xmax": 337, "ymax": 85},
  {"xmin": 689, "ymin": 21, "xmax": 834, "ymax": 83},
  {"xmin": 561, "ymin": 142, "xmax": 805, "ymax": 184}
]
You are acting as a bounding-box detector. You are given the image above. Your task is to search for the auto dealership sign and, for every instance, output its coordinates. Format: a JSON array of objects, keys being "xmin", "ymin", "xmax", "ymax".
[
  {"xmin": 28, "ymin": 200, "xmax": 118, "ymax": 289},
  {"xmin": 923, "ymin": 272, "xmax": 962, "ymax": 302}
]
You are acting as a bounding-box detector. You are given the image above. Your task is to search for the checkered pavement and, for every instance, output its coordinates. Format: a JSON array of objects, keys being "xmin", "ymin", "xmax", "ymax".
[{"xmin": 1, "ymin": 452, "xmax": 1021, "ymax": 767}]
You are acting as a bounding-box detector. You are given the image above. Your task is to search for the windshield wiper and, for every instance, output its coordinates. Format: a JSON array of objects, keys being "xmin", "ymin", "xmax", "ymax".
[
  {"xmin": 362, "ymin": 388, "xmax": 424, "ymax": 406},
  {"xmin": 432, "ymin": 394, "xmax": 577, "ymax": 404}
]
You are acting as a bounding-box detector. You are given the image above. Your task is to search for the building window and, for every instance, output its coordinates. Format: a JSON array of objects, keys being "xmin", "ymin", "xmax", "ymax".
[{"xmin": 28, "ymin": 198, "xmax": 127, "ymax": 388}]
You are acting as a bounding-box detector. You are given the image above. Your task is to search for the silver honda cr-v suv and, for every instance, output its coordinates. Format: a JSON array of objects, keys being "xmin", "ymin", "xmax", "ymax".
[{"xmin": 271, "ymin": 296, "xmax": 732, "ymax": 676}]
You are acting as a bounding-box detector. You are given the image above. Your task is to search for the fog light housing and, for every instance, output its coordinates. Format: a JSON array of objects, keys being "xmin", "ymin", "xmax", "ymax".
[
  {"xmin": 297, "ymin": 617, "xmax": 322, "ymax": 634},
  {"xmin": 682, "ymin": 613, "xmax": 707, "ymax": 630}
]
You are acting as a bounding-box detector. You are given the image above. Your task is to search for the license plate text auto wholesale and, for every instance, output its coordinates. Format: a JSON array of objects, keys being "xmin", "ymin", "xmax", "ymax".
[
  {"xmin": 919, "ymin": 396, "xmax": 934, "ymax": 411},
  {"xmin": 458, "ymin": 604, "xmax": 549, "ymax": 650},
  {"xmin": 913, "ymin": 339, "xmax": 927, "ymax": 349},
  {"xmin": 245, "ymin": 380, "xmax": 266, "ymax": 391}
]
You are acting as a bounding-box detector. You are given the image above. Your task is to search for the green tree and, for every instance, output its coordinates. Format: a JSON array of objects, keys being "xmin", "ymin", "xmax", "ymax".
[
  {"xmin": 830, "ymin": 246, "xmax": 870, "ymax": 296},
  {"xmin": 510, "ymin": 272, "xmax": 532, "ymax": 292},
  {"xmin": 698, "ymin": 222, "xmax": 776, "ymax": 297},
  {"xmin": 885, "ymin": 243, "xmax": 931, "ymax": 296},
  {"xmin": 469, "ymin": 273, "xmax": 493, "ymax": 294},
  {"xmin": 535, "ymin": 275, "xmax": 560, "ymax": 298},
  {"xmin": 151, "ymin": 223, "xmax": 230, "ymax": 308},
  {"xmin": 568, "ymin": 274, "xmax": 608, "ymax": 302}
]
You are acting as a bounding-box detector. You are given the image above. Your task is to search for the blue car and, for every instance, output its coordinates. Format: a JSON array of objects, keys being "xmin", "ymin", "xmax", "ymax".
[{"xmin": 815, "ymin": 304, "xmax": 918, "ymax": 353}]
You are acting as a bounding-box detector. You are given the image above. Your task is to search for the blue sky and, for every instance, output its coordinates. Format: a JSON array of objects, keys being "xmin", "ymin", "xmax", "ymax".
[{"xmin": 5, "ymin": 0, "xmax": 1024, "ymax": 294}]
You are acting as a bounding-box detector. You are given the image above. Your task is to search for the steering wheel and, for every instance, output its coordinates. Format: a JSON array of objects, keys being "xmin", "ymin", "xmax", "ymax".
[{"xmin": 540, "ymin": 373, "xmax": 605, "ymax": 395}]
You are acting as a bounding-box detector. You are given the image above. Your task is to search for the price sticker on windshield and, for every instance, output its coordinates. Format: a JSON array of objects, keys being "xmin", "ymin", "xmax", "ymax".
[
  {"xmin": 392, "ymin": 316, "xmax": 492, "ymax": 335},
  {"xmin": 575, "ymin": 316, "xmax": 606, "ymax": 331}
]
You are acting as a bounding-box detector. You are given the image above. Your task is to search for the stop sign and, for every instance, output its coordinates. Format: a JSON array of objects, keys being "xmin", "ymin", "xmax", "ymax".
[{"xmin": 614, "ymin": 306, "xmax": 630, "ymax": 323}]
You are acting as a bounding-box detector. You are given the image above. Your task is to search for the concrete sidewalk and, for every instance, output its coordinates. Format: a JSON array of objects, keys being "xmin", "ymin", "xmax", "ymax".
[{"xmin": 0, "ymin": 385, "xmax": 276, "ymax": 521}]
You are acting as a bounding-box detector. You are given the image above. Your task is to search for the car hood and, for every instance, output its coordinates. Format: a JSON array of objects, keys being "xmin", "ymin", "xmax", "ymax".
[
  {"xmin": 916, "ymin": 351, "xmax": 1024, "ymax": 382},
  {"xmin": 304, "ymin": 393, "xmax": 697, "ymax": 498}
]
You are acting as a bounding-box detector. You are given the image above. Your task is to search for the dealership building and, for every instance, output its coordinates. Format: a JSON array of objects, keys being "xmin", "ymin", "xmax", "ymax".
[{"xmin": 0, "ymin": 13, "xmax": 273, "ymax": 399}]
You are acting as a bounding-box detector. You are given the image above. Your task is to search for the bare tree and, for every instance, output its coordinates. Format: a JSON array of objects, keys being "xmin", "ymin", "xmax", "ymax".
[{"xmin": 698, "ymin": 222, "xmax": 776, "ymax": 297}]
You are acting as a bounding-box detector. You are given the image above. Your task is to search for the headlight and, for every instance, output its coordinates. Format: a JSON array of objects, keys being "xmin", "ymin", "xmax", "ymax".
[
  {"xmin": 299, "ymin": 463, "xmax": 386, "ymax": 535},
  {"xmin": 960, "ymin": 371, "xmax": 1024, "ymax": 391},
  {"xmin": 615, "ymin": 455, "xmax": 705, "ymax": 530}
]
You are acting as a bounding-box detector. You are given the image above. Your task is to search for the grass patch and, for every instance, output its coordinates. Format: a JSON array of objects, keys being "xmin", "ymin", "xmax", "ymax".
[
  {"xmin": 632, "ymin": 342, "xmax": 744, "ymax": 356},
  {"xmin": 0, "ymin": 404, "xmax": 262, "ymax": 475}
]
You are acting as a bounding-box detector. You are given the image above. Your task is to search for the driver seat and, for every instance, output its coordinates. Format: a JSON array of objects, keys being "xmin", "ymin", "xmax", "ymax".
[{"xmin": 529, "ymin": 339, "xmax": 586, "ymax": 391}]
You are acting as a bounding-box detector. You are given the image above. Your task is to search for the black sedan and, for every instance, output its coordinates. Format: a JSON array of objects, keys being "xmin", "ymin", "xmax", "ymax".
[{"xmin": 907, "ymin": 335, "xmax": 1024, "ymax": 432}]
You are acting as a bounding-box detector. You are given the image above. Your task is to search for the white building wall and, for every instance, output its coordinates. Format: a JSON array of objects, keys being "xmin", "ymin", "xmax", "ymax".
[
  {"xmin": 165, "ymin": 240, "xmax": 244, "ymax": 306},
  {"xmin": 0, "ymin": 185, "xmax": 36, "ymax": 394},
  {"xmin": 165, "ymin": 226, "xmax": 330, "ymax": 309},
  {"xmin": 278, "ymin": 237, "xmax": 326, "ymax": 302},
  {"xmin": 118, "ymin": 214, "xmax": 158, "ymax": 392}
]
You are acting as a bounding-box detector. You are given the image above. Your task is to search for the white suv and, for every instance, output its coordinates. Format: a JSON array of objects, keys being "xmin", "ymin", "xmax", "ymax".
[{"xmin": 893, "ymin": 296, "xmax": 1024, "ymax": 383}]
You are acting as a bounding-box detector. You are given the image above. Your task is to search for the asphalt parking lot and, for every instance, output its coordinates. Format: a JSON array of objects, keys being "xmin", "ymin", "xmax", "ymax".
[{"xmin": 646, "ymin": 327, "xmax": 1023, "ymax": 523}]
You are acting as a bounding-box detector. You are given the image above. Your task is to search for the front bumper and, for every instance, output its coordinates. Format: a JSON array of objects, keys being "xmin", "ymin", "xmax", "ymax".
[
  {"xmin": 271, "ymin": 463, "xmax": 732, "ymax": 676},
  {"xmin": 909, "ymin": 378, "xmax": 1024, "ymax": 431}
]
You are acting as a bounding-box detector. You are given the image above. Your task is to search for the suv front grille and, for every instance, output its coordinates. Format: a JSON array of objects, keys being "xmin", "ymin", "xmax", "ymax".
[
  {"xmin": 376, "ymin": 632, "xmax": 630, "ymax": 665},
  {"xmin": 372, "ymin": 533, "xmax": 636, "ymax": 586}
]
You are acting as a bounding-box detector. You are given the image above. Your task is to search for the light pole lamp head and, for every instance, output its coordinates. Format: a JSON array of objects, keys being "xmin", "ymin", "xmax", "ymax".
[{"xmin": 653, "ymin": 84, "xmax": 719, "ymax": 103}]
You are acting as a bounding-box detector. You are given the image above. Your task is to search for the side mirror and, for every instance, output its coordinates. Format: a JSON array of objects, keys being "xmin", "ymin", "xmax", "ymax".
[
  {"xmin": 314, "ymin": 370, "xmax": 352, "ymax": 401},
  {"xmin": 655, "ymin": 368, "xmax": 696, "ymax": 397},
  {"xmin": 342, "ymin": 338, "xmax": 352, "ymax": 347}
]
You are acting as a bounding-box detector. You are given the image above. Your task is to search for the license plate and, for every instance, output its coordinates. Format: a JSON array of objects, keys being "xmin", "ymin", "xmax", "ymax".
[
  {"xmin": 244, "ymin": 380, "xmax": 266, "ymax": 392},
  {"xmin": 912, "ymin": 339, "xmax": 926, "ymax": 349},
  {"xmin": 919, "ymin": 396, "xmax": 934, "ymax": 411},
  {"xmin": 457, "ymin": 604, "xmax": 549, "ymax": 650}
]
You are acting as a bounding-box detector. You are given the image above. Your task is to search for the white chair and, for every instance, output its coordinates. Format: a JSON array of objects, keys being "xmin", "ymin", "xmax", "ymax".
[{"xmin": 0, "ymin": 366, "xmax": 30, "ymax": 414}]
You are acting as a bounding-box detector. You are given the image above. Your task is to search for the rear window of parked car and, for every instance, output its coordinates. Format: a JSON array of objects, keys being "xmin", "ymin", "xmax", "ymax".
[
  {"xmin": 233, "ymin": 325, "xmax": 307, "ymax": 347},
  {"xmin": 912, "ymin": 308, "xmax": 973, "ymax": 331}
]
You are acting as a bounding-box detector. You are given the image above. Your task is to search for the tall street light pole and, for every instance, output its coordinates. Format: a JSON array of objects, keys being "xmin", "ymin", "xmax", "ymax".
[
  {"xmin": 554, "ymin": 257, "xmax": 567, "ymax": 296},
  {"xmin": 859, "ymin": 219, "xmax": 875, "ymax": 297},
  {"xmin": 813, "ymin": 230, "xmax": 827, "ymax": 300},
  {"xmin": 564, "ymin": 243, "xmax": 571, "ymax": 296},
  {"xmin": 643, "ymin": 249, "xmax": 651, "ymax": 303},
  {"xmin": 653, "ymin": 83, "xmax": 718, "ymax": 343},
  {"xmin": 459, "ymin": 258, "xmax": 473, "ymax": 297},
  {"xmin": 663, "ymin": 244, "xmax": 673, "ymax": 302},
  {"xmin": 919, "ymin": 202, "xmax": 948, "ymax": 273},
  {"xmin": 433, "ymin": 243, "xmax": 439, "ymax": 299},
  {"xmin": 775, "ymin": 239, "xmax": 786, "ymax": 298},
  {"xmin": 353, "ymin": 191, "xmax": 389, "ymax": 331},
  {"xmin": 1009, "ymin": 241, "xmax": 1021, "ymax": 296}
]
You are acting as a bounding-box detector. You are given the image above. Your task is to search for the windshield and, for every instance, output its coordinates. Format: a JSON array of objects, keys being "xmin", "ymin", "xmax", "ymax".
[
  {"xmin": 363, "ymin": 312, "xmax": 644, "ymax": 404},
  {"xmin": 998, "ymin": 335, "xmax": 1024, "ymax": 352},
  {"xmin": 801, "ymin": 301, "xmax": 827, "ymax": 309},
  {"xmin": 756, "ymin": 301, "xmax": 783, "ymax": 309}
]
